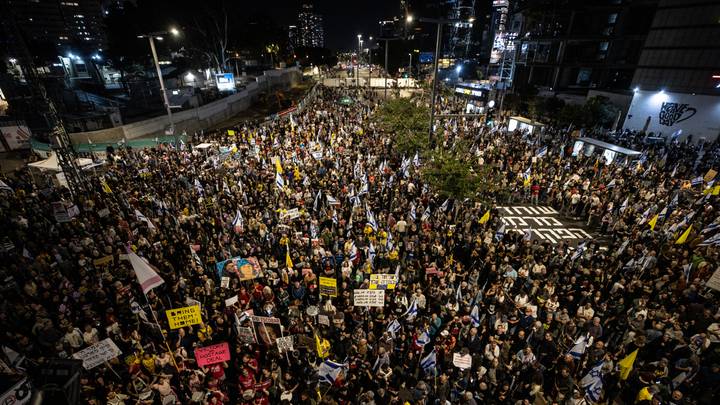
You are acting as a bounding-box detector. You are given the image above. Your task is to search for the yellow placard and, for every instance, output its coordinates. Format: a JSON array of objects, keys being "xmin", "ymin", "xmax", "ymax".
[
  {"xmin": 319, "ymin": 277, "xmax": 337, "ymax": 297},
  {"xmin": 704, "ymin": 169, "xmax": 717, "ymax": 183},
  {"xmin": 166, "ymin": 305, "xmax": 202, "ymax": 329},
  {"xmin": 227, "ymin": 130, "xmax": 236, "ymax": 136},
  {"xmin": 369, "ymin": 273, "xmax": 398, "ymax": 290}
]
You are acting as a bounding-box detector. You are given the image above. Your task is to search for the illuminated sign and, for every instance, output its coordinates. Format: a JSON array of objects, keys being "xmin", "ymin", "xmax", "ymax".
[
  {"xmin": 454, "ymin": 87, "xmax": 483, "ymax": 97},
  {"xmin": 214, "ymin": 73, "xmax": 235, "ymax": 92}
]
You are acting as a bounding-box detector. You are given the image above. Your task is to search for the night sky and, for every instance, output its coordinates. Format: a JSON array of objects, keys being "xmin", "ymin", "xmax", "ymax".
[{"xmin": 243, "ymin": 0, "xmax": 402, "ymax": 50}]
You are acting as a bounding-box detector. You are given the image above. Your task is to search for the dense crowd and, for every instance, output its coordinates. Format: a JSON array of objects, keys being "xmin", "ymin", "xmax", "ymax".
[{"xmin": 1, "ymin": 86, "xmax": 719, "ymax": 405}]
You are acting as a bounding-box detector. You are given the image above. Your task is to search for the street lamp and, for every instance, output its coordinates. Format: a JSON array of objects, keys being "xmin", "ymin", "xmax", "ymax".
[
  {"xmin": 356, "ymin": 34, "xmax": 362, "ymax": 87},
  {"xmin": 368, "ymin": 36, "xmax": 373, "ymax": 88},
  {"xmin": 138, "ymin": 27, "xmax": 180, "ymax": 145},
  {"xmin": 406, "ymin": 15, "xmax": 413, "ymax": 23},
  {"xmin": 408, "ymin": 53, "xmax": 412, "ymax": 78}
]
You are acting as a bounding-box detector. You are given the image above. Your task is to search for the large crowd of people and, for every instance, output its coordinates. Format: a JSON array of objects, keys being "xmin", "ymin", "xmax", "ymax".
[{"xmin": 1, "ymin": 86, "xmax": 719, "ymax": 405}]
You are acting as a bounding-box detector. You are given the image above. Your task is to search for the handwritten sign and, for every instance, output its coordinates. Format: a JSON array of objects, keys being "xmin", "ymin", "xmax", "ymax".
[
  {"xmin": 706, "ymin": 267, "xmax": 720, "ymax": 291},
  {"xmin": 281, "ymin": 208, "xmax": 301, "ymax": 220},
  {"xmin": 250, "ymin": 315, "xmax": 281, "ymax": 324},
  {"xmin": 319, "ymin": 277, "xmax": 338, "ymax": 297},
  {"xmin": 369, "ymin": 273, "xmax": 398, "ymax": 290},
  {"xmin": 194, "ymin": 342, "xmax": 230, "ymax": 367},
  {"xmin": 453, "ymin": 353, "xmax": 472, "ymax": 369},
  {"xmin": 220, "ymin": 276, "xmax": 230, "ymax": 288},
  {"xmin": 318, "ymin": 314, "xmax": 330, "ymax": 326},
  {"xmin": 237, "ymin": 327, "xmax": 256, "ymax": 344},
  {"xmin": 276, "ymin": 336, "xmax": 294, "ymax": 352},
  {"xmin": 498, "ymin": 206, "xmax": 593, "ymax": 246},
  {"xmin": 353, "ymin": 289, "xmax": 385, "ymax": 307},
  {"xmin": 72, "ymin": 338, "xmax": 122, "ymax": 370},
  {"xmin": 166, "ymin": 305, "xmax": 203, "ymax": 329}
]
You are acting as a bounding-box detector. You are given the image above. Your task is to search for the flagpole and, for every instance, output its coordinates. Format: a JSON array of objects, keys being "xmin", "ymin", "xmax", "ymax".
[{"xmin": 142, "ymin": 292, "xmax": 180, "ymax": 372}]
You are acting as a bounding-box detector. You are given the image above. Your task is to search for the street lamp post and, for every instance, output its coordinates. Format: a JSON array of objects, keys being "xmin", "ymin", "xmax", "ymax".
[
  {"xmin": 356, "ymin": 34, "xmax": 362, "ymax": 88},
  {"xmin": 416, "ymin": 17, "xmax": 466, "ymax": 146},
  {"xmin": 138, "ymin": 28, "xmax": 180, "ymax": 145},
  {"xmin": 368, "ymin": 36, "xmax": 373, "ymax": 89},
  {"xmin": 408, "ymin": 53, "xmax": 412, "ymax": 77}
]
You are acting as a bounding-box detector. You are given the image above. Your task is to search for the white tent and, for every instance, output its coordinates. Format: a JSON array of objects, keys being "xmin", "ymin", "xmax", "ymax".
[{"xmin": 27, "ymin": 152, "xmax": 94, "ymax": 172}]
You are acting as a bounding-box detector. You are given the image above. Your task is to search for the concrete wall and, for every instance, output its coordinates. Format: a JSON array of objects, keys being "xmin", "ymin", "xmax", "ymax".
[{"xmin": 68, "ymin": 67, "xmax": 301, "ymax": 144}]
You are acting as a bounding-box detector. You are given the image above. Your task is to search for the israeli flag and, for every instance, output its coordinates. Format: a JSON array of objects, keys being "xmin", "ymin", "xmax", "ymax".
[
  {"xmin": 409, "ymin": 203, "xmax": 417, "ymax": 222},
  {"xmin": 275, "ymin": 172, "xmax": 285, "ymax": 189},
  {"xmin": 378, "ymin": 159, "xmax": 387, "ymax": 174},
  {"xmin": 495, "ymin": 224, "xmax": 506, "ymax": 241},
  {"xmin": 455, "ymin": 283, "xmax": 463, "ymax": 303},
  {"xmin": 223, "ymin": 180, "xmax": 232, "ymax": 195},
  {"xmin": 366, "ymin": 206, "xmax": 378, "ymax": 231},
  {"xmin": 670, "ymin": 164, "xmax": 677, "ymax": 178},
  {"xmin": 470, "ymin": 305, "xmax": 481, "ymax": 327},
  {"xmin": 359, "ymin": 176, "xmax": 369, "ymax": 195},
  {"xmin": 523, "ymin": 166, "xmax": 532, "ymax": 180},
  {"xmin": 310, "ymin": 222, "xmax": 318, "ymax": 239},
  {"xmin": 579, "ymin": 361, "xmax": 605, "ymax": 403},
  {"xmin": 326, "ymin": 195, "xmax": 340, "ymax": 205},
  {"xmin": 691, "ymin": 176, "xmax": 703, "ymax": 186},
  {"xmin": 368, "ymin": 242, "xmax": 376, "ymax": 265},
  {"xmin": 523, "ymin": 227, "xmax": 533, "ymax": 241},
  {"xmin": 670, "ymin": 193, "xmax": 678, "ymax": 208},
  {"xmin": 417, "ymin": 331, "xmax": 431, "ymax": 347},
  {"xmin": 413, "ymin": 152, "xmax": 420, "ymax": 167},
  {"xmin": 619, "ymin": 197, "xmax": 629, "ymax": 213},
  {"xmin": 699, "ymin": 233, "xmax": 720, "ymax": 247},
  {"xmin": 386, "ymin": 232, "xmax": 395, "ymax": 251},
  {"xmin": 606, "ymin": 179, "xmax": 616, "ymax": 189},
  {"xmin": 303, "ymin": 176, "xmax": 311, "ymax": 187},
  {"xmin": 313, "ymin": 190, "xmax": 322, "ymax": 211},
  {"xmin": 134, "ymin": 209, "xmax": 156, "ymax": 230},
  {"xmin": 568, "ymin": 334, "xmax": 590, "ymax": 359},
  {"xmin": 420, "ymin": 350, "xmax": 437, "ymax": 375},
  {"xmin": 318, "ymin": 360, "xmax": 348, "ymax": 385},
  {"xmin": 194, "ymin": 178, "xmax": 205, "ymax": 195},
  {"xmin": 349, "ymin": 241, "xmax": 358, "ymax": 262},
  {"xmin": 658, "ymin": 206, "xmax": 668, "ymax": 221},
  {"xmin": 232, "ymin": 210, "xmax": 243, "ymax": 233},
  {"xmin": 403, "ymin": 299, "xmax": 418, "ymax": 319},
  {"xmin": 571, "ymin": 242, "xmax": 586, "ymax": 261},
  {"xmin": 700, "ymin": 222, "xmax": 720, "ymax": 234},
  {"xmin": 387, "ymin": 319, "xmax": 401, "ymax": 337},
  {"xmin": 421, "ymin": 206, "xmax": 431, "ymax": 222},
  {"xmin": 536, "ymin": 146, "xmax": 547, "ymax": 158},
  {"xmin": 440, "ymin": 199, "xmax": 450, "ymax": 212}
]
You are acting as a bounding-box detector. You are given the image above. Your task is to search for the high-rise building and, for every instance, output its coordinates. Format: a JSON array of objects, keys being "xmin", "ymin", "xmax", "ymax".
[
  {"xmin": 510, "ymin": 0, "xmax": 657, "ymax": 95},
  {"xmin": 445, "ymin": 0, "xmax": 476, "ymax": 59},
  {"xmin": 288, "ymin": 25, "xmax": 300, "ymax": 52},
  {"xmin": 297, "ymin": 2, "xmax": 324, "ymax": 48},
  {"xmin": 1, "ymin": 0, "xmax": 107, "ymax": 60}
]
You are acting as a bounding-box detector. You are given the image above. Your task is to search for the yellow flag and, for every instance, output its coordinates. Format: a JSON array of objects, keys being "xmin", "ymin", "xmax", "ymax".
[
  {"xmin": 315, "ymin": 333, "xmax": 329, "ymax": 359},
  {"xmin": 286, "ymin": 243, "xmax": 293, "ymax": 269},
  {"xmin": 712, "ymin": 185, "xmax": 720, "ymax": 196},
  {"xmin": 618, "ymin": 349, "xmax": 638, "ymax": 380},
  {"xmin": 648, "ymin": 214, "xmax": 659, "ymax": 230},
  {"xmin": 274, "ymin": 157, "xmax": 283, "ymax": 174},
  {"xmin": 101, "ymin": 180, "xmax": 112, "ymax": 194},
  {"xmin": 675, "ymin": 225, "xmax": 692, "ymax": 244},
  {"xmin": 523, "ymin": 176, "xmax": 531, "ymax": 187},
  {"xmin": 478, "ymin": 210, "xmax": 490, "ymax": 224}
]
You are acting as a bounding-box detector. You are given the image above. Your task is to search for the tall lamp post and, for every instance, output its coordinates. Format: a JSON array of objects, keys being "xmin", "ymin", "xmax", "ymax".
[
  {"xmin": 408, "ymin": 53, "xmax": 413, "ymax": 77},
  {"xmin": 368, "ymin": 36, "xmax": 373, "ymax": 89},
  {"xmin": 138, "ymin": 27, "xmax": 180, "ymax": 145},
  {"xmin": 356, "ymin": 34, "xmax": 362, "ymax": 88}
]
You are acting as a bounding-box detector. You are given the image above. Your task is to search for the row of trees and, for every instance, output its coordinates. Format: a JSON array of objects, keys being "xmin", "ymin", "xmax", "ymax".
[
  {"xmin": 503, "ymin": 88, "xmax": 621, "ymax": 129},
  {"xmin": 374, "ymin": 98, "xmax": 503, "ymax": 201}
]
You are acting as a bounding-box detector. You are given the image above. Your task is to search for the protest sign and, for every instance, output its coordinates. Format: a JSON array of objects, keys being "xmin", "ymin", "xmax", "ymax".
[
  {"xmin": 237, "ymin": 327, "xmax": 256, "ymax": 344},
  {"xmin": 194, "ymin": 342, "xmax": 231, "ymax": 367},
  {"xmin": 369, "ymin": 273, "xmax": 398, "ymax": 290},
  {"xmin": 216, "ymin": 256, "xmax": 262, "ymax": 280},
  {"xmin": 706, "ymin": 267, "xmax": 720, "ymax": 291},
  {"xmin": 166, "ymin": 305, "xmax": 203, "ymax": 329},
  {"xmin": 225, "ymin": 295, "xmax": 239, "ymax": 307},
  {"xmin": 319, "ymin": 277, "xmax": 338, "ymax": 297},
  {"xmin": 453, "ymin": 353, "xmax": 472, "ymax": 369},
  {"xmin": 311, "ymin": 151, "xmax": 323, "ymax": 160},
  {"xmin": 276, "ymin": 336, "xmax": 294, "ymax": 352},
  {"xmin": 52, "ymin": 201, "xmax": 71, "ymax": 223},
  {"xmin": 318, "ymin": 314, "xmax": 330, "ymax": 326},
  {"xmin": 353, "ymin": 289, "xmax": 385, "ymax": 307},
  {"xmin": 251, "ymin": 315, "xmax": 282, "ymax": 347},
  {"xmin": 220, "ymin": 276, "xmax": 230, "ymax": 288},
  {"xmin": 280, "ymin": 208, "xmax": 301, "ymax": 220},
  {"xmin": 0, "ymin": 377, "xmax": 31, "ymax": 405},
  {"xmin": 72, "ymin": 338, "xmax": 122, "ymax": 370}
]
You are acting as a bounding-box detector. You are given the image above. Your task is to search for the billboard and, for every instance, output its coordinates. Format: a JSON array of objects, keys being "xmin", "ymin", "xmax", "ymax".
[
  {"xmin": 214, "ymin": 73, "xmax": 236, "ymax": 92},
  {"xmin": 419, "ymin": 52, "xmax": 434, "ymax": 64},
  {"xmin": 623, "ymin": 90, "xmax": 720, "ymax": 143}
]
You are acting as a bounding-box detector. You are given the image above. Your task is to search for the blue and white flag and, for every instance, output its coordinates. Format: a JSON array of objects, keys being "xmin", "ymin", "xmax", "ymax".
[
  {"xmin": 440, "ymin": 199, "xmax": 450, "ymax": 212},
  {"xmin": 455, "ymin": 283, "xmax": 463, "ymax": 303},
  {"xmin": 368, "ymin": 242, "xmax": 376, "ymax": 266},
  {"xmin": 318, "ymin": 360, "xmax": 348, "ymax": 385},
  {"xmin": 413, "ymin": 152, "xmax": 420, "ymax": 167},
  {"xmin": 310, "ymin": 222, "xmax": 318, "ymax": 239},
  {"xmin": 683, "ymin": 263, "xmax": 693, "ymax": 282},
  {"xmin": 387, "ymin": 318, "xmax": 401, "ymax": 337},
  {"xmin": 349, "ymin": 241, "xmax": 358, "ymax": 262},
  {"xmin": 523, "ymin": 228, "xmax": 533, "ymax": 241},
  {"xmin": 579, "ymin": 361, "xmax": 605, "ymax": 403},
  {"xmin": 421, "ymin": 206, "xmax": 431, "ymax": 222},
  {"xmin": 571, "ymin": 242, "xmax": 587, "ymax": 261},
  {"xmin": 223, "ymin": 180, "xmax": 231, "ymax": 196},
  {"xmin": 568, "ymin": 334, "xmax": 590, "ymax": 359},
  {"xmin": 403, "ymin": 299, "xmax": 418, "ymax": 319},
  {"xmin": 232, "ymin": 210, "xmax": 243, "ymax": 233},
  {"xmin": 670, "ymin": 164, "xmax": 677, "ymax": 178},
  {"xmin": 470, "ymin": 305, "xmax": 481, "ymax": 327},
  {"xmin": 670, "ymin": 193, "xmax": 679, "ymax": 208},
  {"xmin": 194, "ymin": 179, "xmax": 205, "ymax": 195},
  {"xmin": 416, "ymin": 331, "xmax": 431, "ymax": 347},
  {"xmin": 606, "ymin": 179, "xmax": 616, "ymax": 189},
  {"xmin": 134, "ymin": 209, "xmax": 156, "ymax": 230},
  {"xmin": 366, "ymin": 206, "xmax": 378, "ymax": 231},
  {"xmin": 536, "ymin": 146, "xmax": 547, "ymax": 158},
  {"xmin": 700, "ymin": 222, "xmax": 720, "ymax": 234},
  {"xmin": 698, "ymin": 233, "xmax": 720, "ymax": 247},
  {"xmin": 495, "ymin": 224, "xmax": 506, "ymax": 241},
  {"xmin": 420, "ymin": 350, "xmax": 437, "ymax": 375},
  {"xmin": 409, "ymin": 203, "xmax": 417, "ymax": 222},
  {"xmin": 275, "ymin": 172, "xmax": 285, "ymax": 189},
  {"xmin": 326, "ymin": 195, "xmax": 340, "ymax": 205},
  {"xmin": 386, "ymin": 232, "xmax": 394, "ymax": 251},
  {"xmin": 691, "ymin": 176, "xmax": 704, "ymax": 186},
  {"xmin": 620, "ymin": 198, "xmax": 629, "ymax": 213},
  {"xmin": 313, "ymin": 190, "xmax": 322, "ymax": 212}
]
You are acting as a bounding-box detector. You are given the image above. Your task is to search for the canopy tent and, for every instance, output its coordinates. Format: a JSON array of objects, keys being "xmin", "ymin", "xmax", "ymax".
[{"xmin": 27, "ymin": 152, "xmax": 94, "ymax": 172}]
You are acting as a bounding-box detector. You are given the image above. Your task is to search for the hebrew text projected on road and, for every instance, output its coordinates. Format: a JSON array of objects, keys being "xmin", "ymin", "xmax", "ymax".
[{"xmin": 498, "ymin": 206, "xmax": 592, "ymax": 245}]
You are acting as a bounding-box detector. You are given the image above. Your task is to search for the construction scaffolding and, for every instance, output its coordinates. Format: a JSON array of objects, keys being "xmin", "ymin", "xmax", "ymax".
[{"xmin": 446, "ymin": 0, "xmax": 476, "ymax": 59}]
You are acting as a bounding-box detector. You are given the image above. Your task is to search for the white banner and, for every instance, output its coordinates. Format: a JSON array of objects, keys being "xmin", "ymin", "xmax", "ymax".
[
  {"xmin": 453, "ymin": 352, "xmax": 472, "ymax": 369},
  {"xmin": 353, "ymin": 289, "xmax": 385, "ymax": 307},
  {"xmin": 225, "ymin": 295, "xmax": 239, "ymax": 307},
  {"xmin": 72, "ymin": 338, "xmax": 122, "ymax": 370}
]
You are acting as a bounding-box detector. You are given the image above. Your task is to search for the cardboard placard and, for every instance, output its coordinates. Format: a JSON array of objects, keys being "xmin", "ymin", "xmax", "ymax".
[
  {"xmin": 220, "ymin": 276, "xmax": 230, "ymax": 288},
  {"xmin": 225, "ymin": 295, "xmax": 239, "ymax": 307},
  {"xmin": 166, "ymin": 305, "xmax": 203, "ymax": 329},
  {"xmin": 237, "ymin": 327, "xmax": 256, "ymax": 344},
  {"xmin": 353, "ymin": 289, "xmax": 385, "ymax": 307},
  {"xmin": 452, "ymin": 353, "xmax": 472, "ymax": 369},
  {"xmin": 276, "ymin": 336, "xmax": 294, "ymax": 352},
  {"xmin": 194, "ymin": 342, "xmax": 230, "ymax": 367},
  {"xmin": 72, "ymin": 338, "xmax": 122, "ymax": 370},
  {"xmin": 319, "ymin": 277, "xmax": 338, "ymax": 297},
  {"xmin": 706, "ymin": 267, "xmax": 720, "ymax": 291},
  {"xmin": 369, "ymin": 273, "xmax": 398, "ymax": 290},
  {"xmin": 281, "ymin": 208, "xmax": 301, "ymax": 220},
  {"xmin": 318, "ymin": 314, "xmax": 330, "ymax": 326},
  {"xmin": 704, "ymin": 169, "xmax": 717, "ymax": 183}
]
